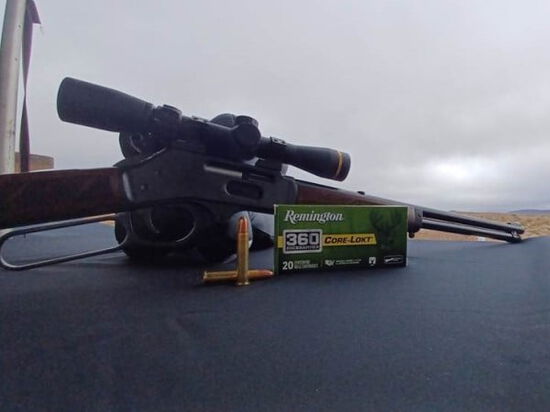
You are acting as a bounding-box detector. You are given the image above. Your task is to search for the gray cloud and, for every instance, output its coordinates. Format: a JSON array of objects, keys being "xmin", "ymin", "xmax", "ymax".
[{"xmin": 6, "ymin": 0, "xmax": 550, "ymax": 211}]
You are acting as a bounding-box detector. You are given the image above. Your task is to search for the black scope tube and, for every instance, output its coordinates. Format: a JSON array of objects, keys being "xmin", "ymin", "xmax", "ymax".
[{"xmin": 57, "ymin": 77, "xmax": 351, "ymax": 181}]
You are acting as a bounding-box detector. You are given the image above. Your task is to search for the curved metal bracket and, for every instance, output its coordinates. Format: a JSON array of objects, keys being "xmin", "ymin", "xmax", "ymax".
[{"xmin": 0, "ymin": 214, "xmax": 123, "ymax": 271}]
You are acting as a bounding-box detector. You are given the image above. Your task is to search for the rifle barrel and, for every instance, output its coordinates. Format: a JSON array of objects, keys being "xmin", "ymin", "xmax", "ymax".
[
  {"xmin": 422, "ymin": 208, "xmax": 523, "ymax": 234},
  {"xmin": 421, "ymin": 219, "xmax": 521, "ymax": 242},
  {"xmin": 294, "ymin": 180, "xmax": 524, "ymax": 242}
]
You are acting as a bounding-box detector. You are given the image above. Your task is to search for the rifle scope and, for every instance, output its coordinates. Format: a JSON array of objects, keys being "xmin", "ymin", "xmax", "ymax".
[{"xmin": 57, "ymin": 78, "xmax": 350, "ymax": 181}]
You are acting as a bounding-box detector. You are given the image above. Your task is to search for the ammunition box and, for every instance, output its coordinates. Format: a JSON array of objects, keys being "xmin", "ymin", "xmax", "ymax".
[{"xmin": 274, "ymin": 205, "xmax": 408, "ymax": 274}]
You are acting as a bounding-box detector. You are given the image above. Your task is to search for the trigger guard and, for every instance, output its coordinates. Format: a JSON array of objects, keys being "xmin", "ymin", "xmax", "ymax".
[{"xmin": 115, "ymin": 203, "xmax": 212, "ymax": 249}]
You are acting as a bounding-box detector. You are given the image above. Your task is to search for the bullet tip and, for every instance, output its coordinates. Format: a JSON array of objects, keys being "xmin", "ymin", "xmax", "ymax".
[{"xmin": 238, "ymin": 216, "xmax": 248, "ymax": 233}]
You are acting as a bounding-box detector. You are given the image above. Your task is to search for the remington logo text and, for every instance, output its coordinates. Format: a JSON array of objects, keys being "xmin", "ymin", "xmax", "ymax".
[{"xmin": 284, "ymin": 210, "xmax": 344, "ymax": 224}]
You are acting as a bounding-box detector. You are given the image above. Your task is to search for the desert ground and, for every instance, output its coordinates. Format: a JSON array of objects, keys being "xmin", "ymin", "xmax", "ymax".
[{"xmin": 414, "ymin": 212, "xmax": 550, "ymax": 241}]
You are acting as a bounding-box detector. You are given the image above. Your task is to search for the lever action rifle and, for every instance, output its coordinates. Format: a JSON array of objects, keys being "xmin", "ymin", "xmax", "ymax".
[{"xmin": 0, "ymin": 78, "xmax": 524, "ymax": 267}]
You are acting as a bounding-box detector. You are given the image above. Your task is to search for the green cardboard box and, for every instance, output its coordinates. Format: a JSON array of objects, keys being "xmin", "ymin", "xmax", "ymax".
[{"xmin": 274, "ymin": 205, "xmax": 408, "ymax": 274}]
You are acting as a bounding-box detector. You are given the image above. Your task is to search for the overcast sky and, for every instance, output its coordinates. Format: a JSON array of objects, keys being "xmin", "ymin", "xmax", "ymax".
[{"xmin": 3, "ymin": 0, "xmax": 550, "ymax": 211}]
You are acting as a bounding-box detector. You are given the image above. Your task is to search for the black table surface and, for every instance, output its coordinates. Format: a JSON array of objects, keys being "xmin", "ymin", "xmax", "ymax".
[{"xmin": 1, "ymin": 224, "xmax": 550, "ymax": 411}]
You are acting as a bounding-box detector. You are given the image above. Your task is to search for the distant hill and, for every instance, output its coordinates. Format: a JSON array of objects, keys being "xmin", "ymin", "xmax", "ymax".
[{"xmin": 508, "ymin": 209, "xmax": 550, "ymax": 215}]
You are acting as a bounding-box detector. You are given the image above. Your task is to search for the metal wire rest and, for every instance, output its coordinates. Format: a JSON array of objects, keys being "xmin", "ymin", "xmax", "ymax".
[{"xmin": 0, "ymin": 214, "xmax": 122, "ymax": 271}]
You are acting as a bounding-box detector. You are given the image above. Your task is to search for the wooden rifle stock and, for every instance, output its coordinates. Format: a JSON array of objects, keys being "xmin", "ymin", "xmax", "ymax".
[{"xmin": 0, "ymin": 168, "xmax": 130, "ymax": 228}]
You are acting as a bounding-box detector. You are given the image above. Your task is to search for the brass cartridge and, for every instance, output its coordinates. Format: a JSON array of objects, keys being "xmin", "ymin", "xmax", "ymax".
[
  {"xmin": 202, "ymin": 215, "xmax": 274, "ymax": 286},
  {"xmin": 203, "ymin": 269, "xmax": 273, "ymax": 283},
  {"xmin": 236, "ymin": 216, "xmax": 250, "ymax": 286}
]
